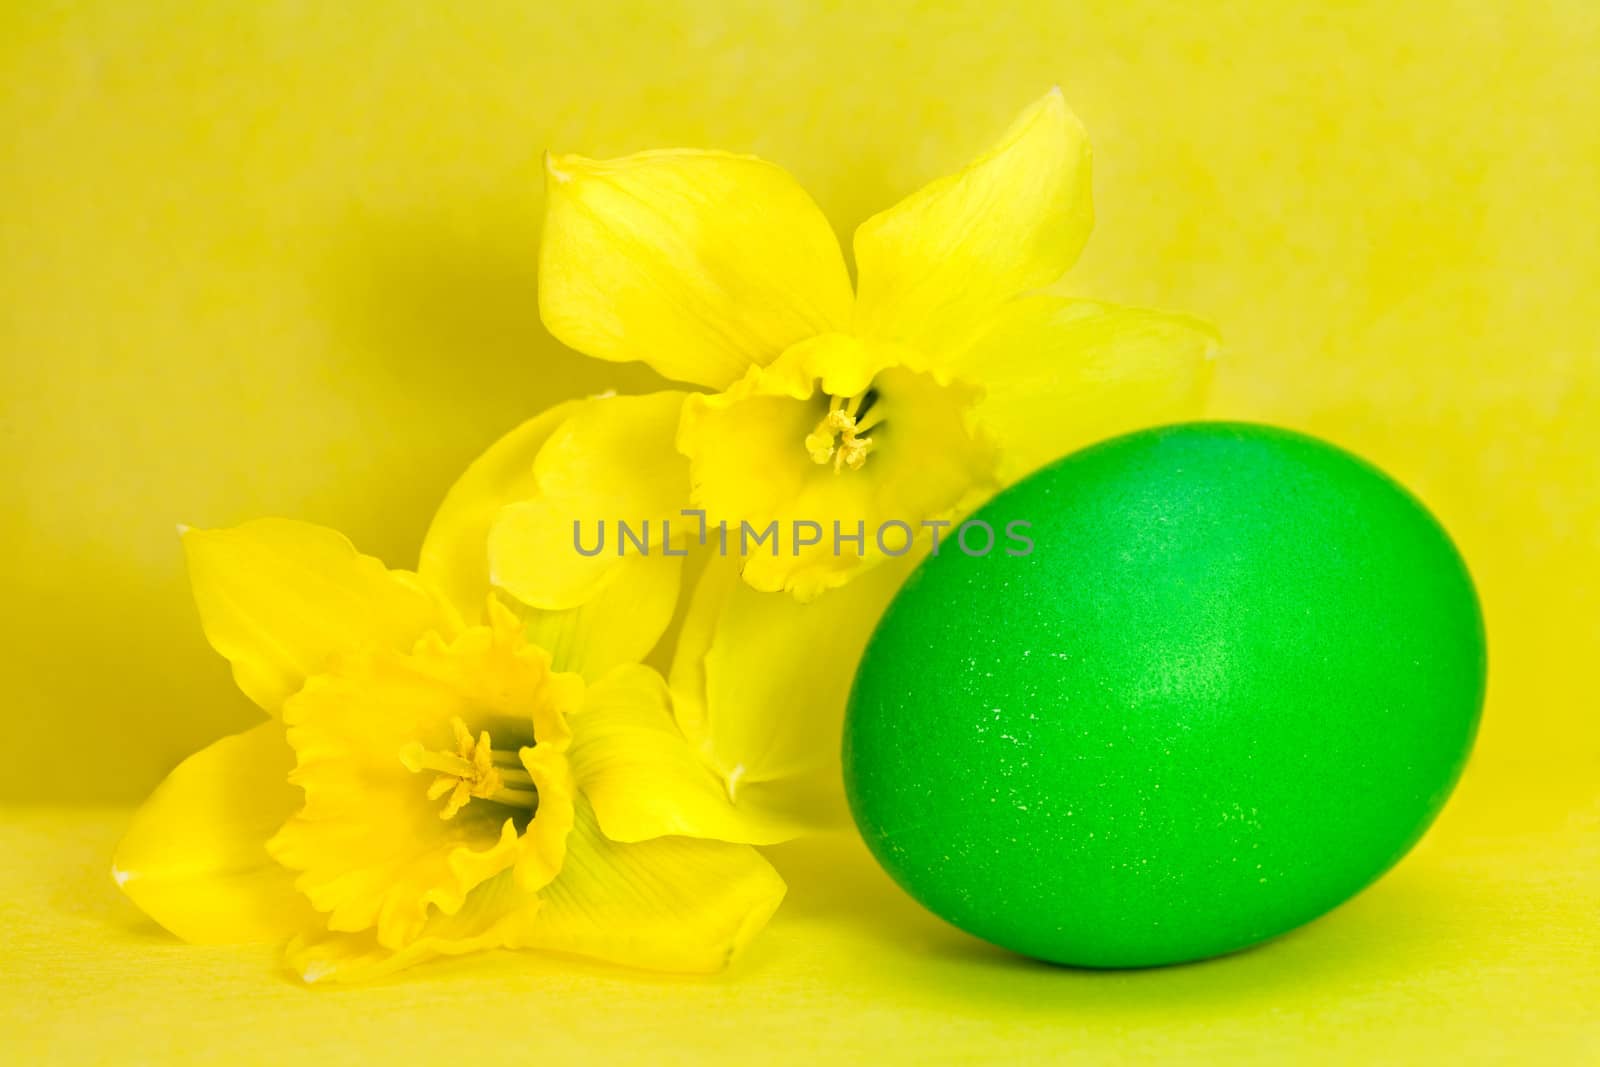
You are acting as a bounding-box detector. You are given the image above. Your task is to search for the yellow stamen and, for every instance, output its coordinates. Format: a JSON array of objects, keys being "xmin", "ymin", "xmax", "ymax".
[
  {"xmin": 401, "ymin": 716, "xmax": 538, "ymax": 820},
  {"xmin": 806, "ymin": 390, "xmax": 879, "ymax": 472}
]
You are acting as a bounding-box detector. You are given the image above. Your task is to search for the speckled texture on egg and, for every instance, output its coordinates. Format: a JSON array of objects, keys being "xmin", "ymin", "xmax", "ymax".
[{"xmin": 842, "ymin": 421, "xmax": 1486, "ymax": 967}]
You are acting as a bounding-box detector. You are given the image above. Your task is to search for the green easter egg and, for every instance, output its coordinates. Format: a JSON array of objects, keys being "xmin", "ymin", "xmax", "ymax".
[{"xmin": 842, "ymin": 422, "xmax": 1485, "ymax": 967}]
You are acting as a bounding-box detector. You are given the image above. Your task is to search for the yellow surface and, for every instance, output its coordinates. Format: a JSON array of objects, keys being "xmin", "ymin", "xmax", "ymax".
[
  {"xmin": 3, "ymin": 790, "xmax": 1596, "ymax": 1063},
  {"xmin": 2, "ymin": 1, "xmax": 1596, "ymax": 1060}
]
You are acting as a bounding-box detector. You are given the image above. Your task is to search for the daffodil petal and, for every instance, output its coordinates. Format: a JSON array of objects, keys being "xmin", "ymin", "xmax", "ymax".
[
  {"xmin": 419, "ymin": 400, "xmax": 583, "ymax": 625},
  {"xmin": 423, "ymin": 397, "xmax": 685, "ymax": 676},
  {"xmin": 540, "ymin": 149, "xmax": 852, "ymax": 388},
  {"xmin": 954, "ymin": 296, "xmax": 1220, "ymax": 479},
  {"xmin": 113, "ymin": 722, "xmax": 317, "ymax": 944},
  {"xmin": 520, "ymin": 553, "xmax": 685, "ymax": 680},
  {"xmin": 669, "ymin": 554, "xmax": 917, "ymax": 818},
  {"xmin": 488, "ymin": 494, "xmax": 620, "ymax": 610},
  {"xmin": 182, "ymin": 519, "xmax": 448, "ymax": 716},
  {"xmin": 853, "ymin": 89, "xmax": 1093, "ymax": 361},
  {"xmin": 532, "ymin": 390, "xmax": 690, "ymax": 516},
  {"xmin": 283, "ymin": 867, "xmax": 544, "ymax": 985},
  {"xmin": 488, "ymin": 391, "xmax": 691, "ymax": 615},
  {"xmin": 514, "ymin": 799, "xmax": 786, "ymax": 973},
  {"xmin": 571, "ymin": 664, "xmax": 814, "ymax": 845}
]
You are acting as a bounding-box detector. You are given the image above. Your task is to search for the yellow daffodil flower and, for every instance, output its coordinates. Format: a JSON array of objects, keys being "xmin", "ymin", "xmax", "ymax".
[
  {"xmin": 113, "ymin": 518, "xmax": 785, "ymax": 983},
  {"xmin": 534, "ymin": 88, "xmax": 1219, "ymax": 599},
  {"xmin": 459, "ymin": 90, "xmax": 1218, "ymax": 835}
]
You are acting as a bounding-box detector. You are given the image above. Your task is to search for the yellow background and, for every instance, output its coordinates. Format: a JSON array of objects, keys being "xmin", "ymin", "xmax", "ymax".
[{"xmin": 2, "ymin": 2, "xmax": 1595, "ymax": 1061}]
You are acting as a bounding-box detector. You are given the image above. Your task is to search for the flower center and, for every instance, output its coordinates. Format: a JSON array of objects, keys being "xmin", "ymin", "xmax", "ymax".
[
  {"xmin": 402, "ymin": 716, "xmax": 539, "ymax": 821},
  {"xmin": 804, "ymin": 387, "xmax": 882, "ymax": 471}
]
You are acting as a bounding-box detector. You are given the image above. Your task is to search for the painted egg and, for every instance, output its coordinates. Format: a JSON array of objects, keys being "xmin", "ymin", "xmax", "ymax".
[{"xmin": 843, "ymin": 422, "xmax": 1485, "ymax": 966}]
